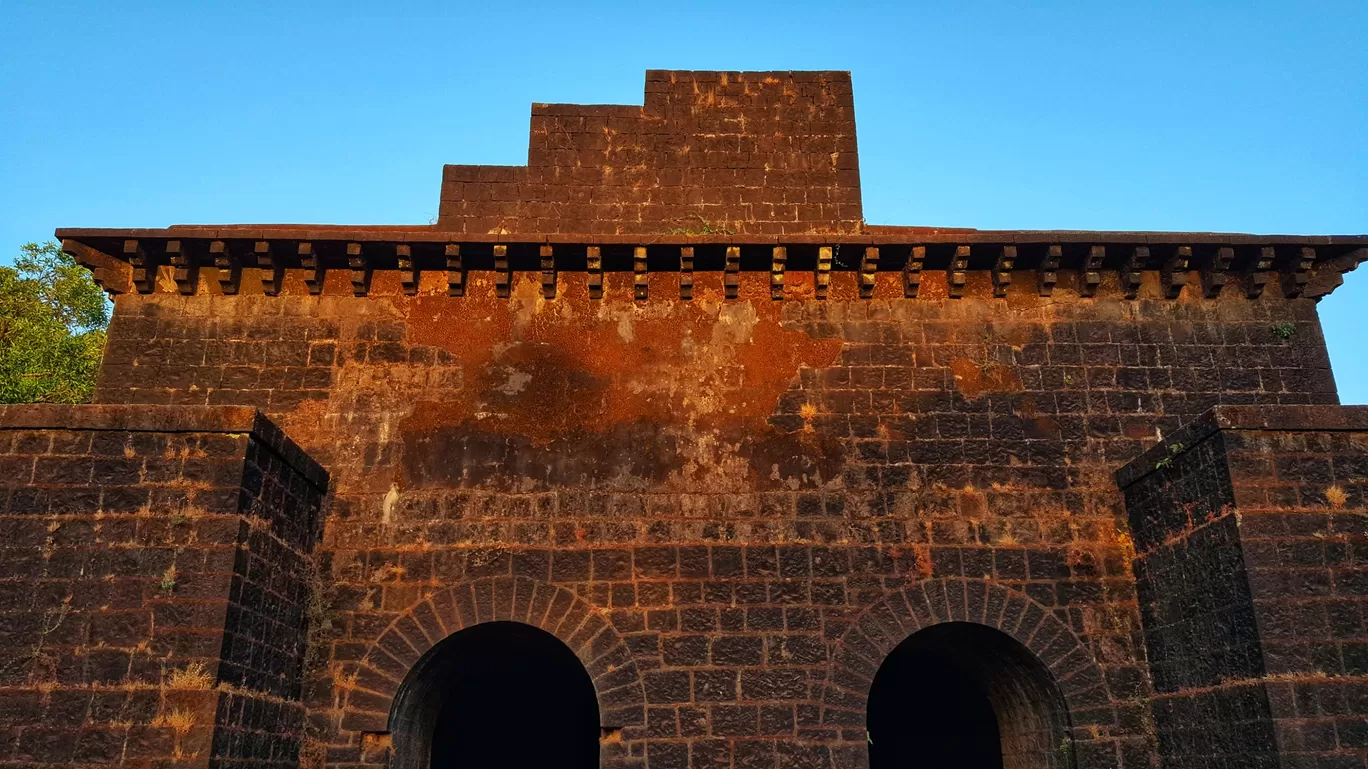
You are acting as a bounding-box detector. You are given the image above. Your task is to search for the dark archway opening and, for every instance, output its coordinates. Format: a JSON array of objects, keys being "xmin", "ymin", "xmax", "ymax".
[
  {"xmin": 389, "ymin": 621, "xmax": 600, "ymax": 769},
  {"xmin": 868, "ymin": 641, "xmax": 1002, "ymax": 768},
  {"xmin": 867, "ymin": 622, "xmax": 1074, "ymax": 769}
]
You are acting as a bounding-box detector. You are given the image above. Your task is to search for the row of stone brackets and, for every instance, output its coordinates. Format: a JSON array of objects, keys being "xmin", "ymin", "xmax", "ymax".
[{"xmin": 62, "ymin": 239, "xmax": 1361, "ymax": 302}]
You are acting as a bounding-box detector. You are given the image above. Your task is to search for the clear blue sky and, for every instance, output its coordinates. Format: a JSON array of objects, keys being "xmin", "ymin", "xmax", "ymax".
[{"xmin": 3, "ymin": 1, "xmax": 1365, "ymax": 397}]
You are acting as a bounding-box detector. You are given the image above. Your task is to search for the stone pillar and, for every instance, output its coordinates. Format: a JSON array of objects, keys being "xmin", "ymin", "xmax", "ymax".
[
  {"xmin": 0, "ymin": 405, "xmax": 327, "ymax": 769},
  {"xmin": 1117, "ymin": 405, "xmax": 1368, "ymax": 769}
]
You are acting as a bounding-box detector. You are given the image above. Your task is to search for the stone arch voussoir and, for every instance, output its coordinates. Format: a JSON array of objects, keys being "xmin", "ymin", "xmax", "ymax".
[
  {"xmin": 820, "ymin": 578, "xmax": 1110, "ymax": 758},
  {"xmin": 338, "ymin": 576, "xmax": 646, "ymax": 734}
]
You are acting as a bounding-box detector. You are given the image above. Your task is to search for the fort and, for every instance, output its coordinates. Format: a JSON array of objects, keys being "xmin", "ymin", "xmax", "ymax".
[{"xmin": 4, "ymin": 70, "xmax": 1367, "ymax": 769}]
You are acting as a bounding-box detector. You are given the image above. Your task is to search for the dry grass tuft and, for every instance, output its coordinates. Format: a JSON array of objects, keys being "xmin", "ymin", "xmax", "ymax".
[
  {"xmin": 166, "ymin": 662, "xmax": 213, "ymax": 689},
  {"xmin": 159, "ymin": 566, "xmax": 178, "ymax": 593},
  {"xmin": 152, "ymin": 708, "xmax": 196, "ymax": 735},
  {"xmin": 369, "ymin": 565, "xmax": 407, "ymax": 583},
  {"xmin": 1325, "ymin": 485, "xmax": 1349, "ymax": 509}
]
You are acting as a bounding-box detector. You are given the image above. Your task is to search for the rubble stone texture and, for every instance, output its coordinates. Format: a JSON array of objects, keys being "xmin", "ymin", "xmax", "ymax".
[{"xmin": 8, "ymin": 70, "xmax": 1368, "ymax": 769}]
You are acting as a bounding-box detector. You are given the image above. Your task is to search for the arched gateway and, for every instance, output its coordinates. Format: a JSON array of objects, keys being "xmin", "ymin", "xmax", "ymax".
[
  {"xmin": 824, "ymin": 579, "xmax": 1106, "ymax": 769},
  {"xmin": 390, "ymin": 622, "xmax": 599, "ymax": 769},
  {"xmin": 339, "ymin": 577, "xmax": 647, "ymax": 769},
  {"xmin": 868, "ymin": 622, "xmax": 1072, "ymax": 769}
]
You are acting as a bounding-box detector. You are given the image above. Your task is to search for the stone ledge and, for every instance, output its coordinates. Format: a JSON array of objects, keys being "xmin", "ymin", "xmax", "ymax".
[
  {"xmin": 1115, "ymin": 404, "xmax": 1368, "ymax": 489},
  {"xmin": 0, "ymin": 404, "xmax": 327, "ymax": 490}
]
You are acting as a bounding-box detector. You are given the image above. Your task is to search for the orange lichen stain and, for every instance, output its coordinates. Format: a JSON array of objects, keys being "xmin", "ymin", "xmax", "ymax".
[
  {"xmin": 687, "ymin": 271, "xmax": 726, "ymax": 299},
  {"xmin": 361, "ymin": 732, "xmax": 392, "ymax": 759},
  {"xmin": 365, "ymin": 271, "xmax": 406, "ymax": 297},
  {"xmin": 274, "ymin": 269, "xmax": 314, "ymax": 296},
  {"xmin": 949, "ymin": 359, "xmax": 1022, "ymax": 399},
  {"xmin": 405, "ymin": 279, "xmax": 514, "ymax": 371},
  {"xmin": 1003, "ymin": 273, "xmax": 1048, "ymax": 312},
  {"xmin": 912, "ymin": 271, "xmax": 949, "ymax": 300},
  {"xmin": 322, "ymin": 270, "xmax": 354, "ymax": 295},
  {"xmin": 400, "ymin": 273, "xmax": 842, "ymax": 443},
  {"xmin": 784, "ymin": 270, "xmax": 818, "ymax": 300},
  {"xmin": 1000, "ymin": 323, "xmax": 1039, "ymax": 349},
  {"xmin": 276, "ymin": 396, "xmax": 331, "ymax": 445},
  {"xmin": 735, "ymin": 272, "xmax": 772, "ymax": 301},
  {"xmin": 868, "ymin": 271, "xmax": 903, "ymax": 299},
  {"xmin": 962, "ymin": 271, "xmax": 995, "ymax": 296},
  {"xmin": 825, "ymin": 271, "xmax": 861, "ymax": 301}
]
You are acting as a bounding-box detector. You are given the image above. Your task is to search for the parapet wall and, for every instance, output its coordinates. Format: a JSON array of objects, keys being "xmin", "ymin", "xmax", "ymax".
[{"xmin": 438, "ymin": 71, "xmax": 863, "ymax": 236}]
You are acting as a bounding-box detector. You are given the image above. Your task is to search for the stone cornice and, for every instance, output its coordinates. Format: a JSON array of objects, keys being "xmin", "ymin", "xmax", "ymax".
[{"xmin": 57, "ymin": 227, "xmax": 1368, "ymax": 301}]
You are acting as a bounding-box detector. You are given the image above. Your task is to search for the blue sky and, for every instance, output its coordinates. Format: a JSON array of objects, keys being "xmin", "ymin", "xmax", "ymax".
[{"xmin": 2, "ymin": 1, "xmax": 1364, "ymax": 397}]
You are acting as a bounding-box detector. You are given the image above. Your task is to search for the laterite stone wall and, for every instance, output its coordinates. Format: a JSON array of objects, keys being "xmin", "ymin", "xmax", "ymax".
[
  {"xmin": 438, "ymin": 71, "xmax": 864, "ymax": 236},
  {"xmin": 1119, "ymin": 406, "xmax": 1368, "ymax": 769},
  {"xmin": 83, "ymin": 263, "xmax": 1342, "ymax": 769},
  {"xmin": 0, "ymin": 405, "xmax": 327, "ymax": 769}
]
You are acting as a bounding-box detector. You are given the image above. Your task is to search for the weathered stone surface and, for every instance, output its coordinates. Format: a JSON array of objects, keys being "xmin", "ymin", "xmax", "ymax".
[
  {"xmin": 439, "ymin": 71, "xmax": 863, "ymax": 237},
  {"xmin": 1119, "ymin": 406, "xmax": 1368, "ymax": 769},
  {"xmin": 0, "ymin": 405, "xmax": 327, "ymax": 769},
  {"xmin": 64, "ymin": 272, "xmax": 1338, "ymax": 768}
]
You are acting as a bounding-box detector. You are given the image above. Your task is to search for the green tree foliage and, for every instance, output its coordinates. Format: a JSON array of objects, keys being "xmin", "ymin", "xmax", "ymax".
[{"xmin": 0, "ymin": 241, "xmax": 110, "ymax": 403}]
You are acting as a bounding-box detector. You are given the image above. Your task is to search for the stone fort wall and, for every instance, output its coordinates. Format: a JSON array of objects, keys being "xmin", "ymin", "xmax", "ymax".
[{"xmin": 80, "ymin": 263, "xmax": 1339, "ymax": 769}]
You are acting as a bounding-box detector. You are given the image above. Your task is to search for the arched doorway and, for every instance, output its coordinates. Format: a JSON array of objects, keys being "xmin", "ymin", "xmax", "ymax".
[
  {"xmin": 867, "ymin": 622, "xmax": 1074, "ymax": 769},
  {"xmin": 388, "ymin": 621, "xmax": 600, "ymax": 769}
]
